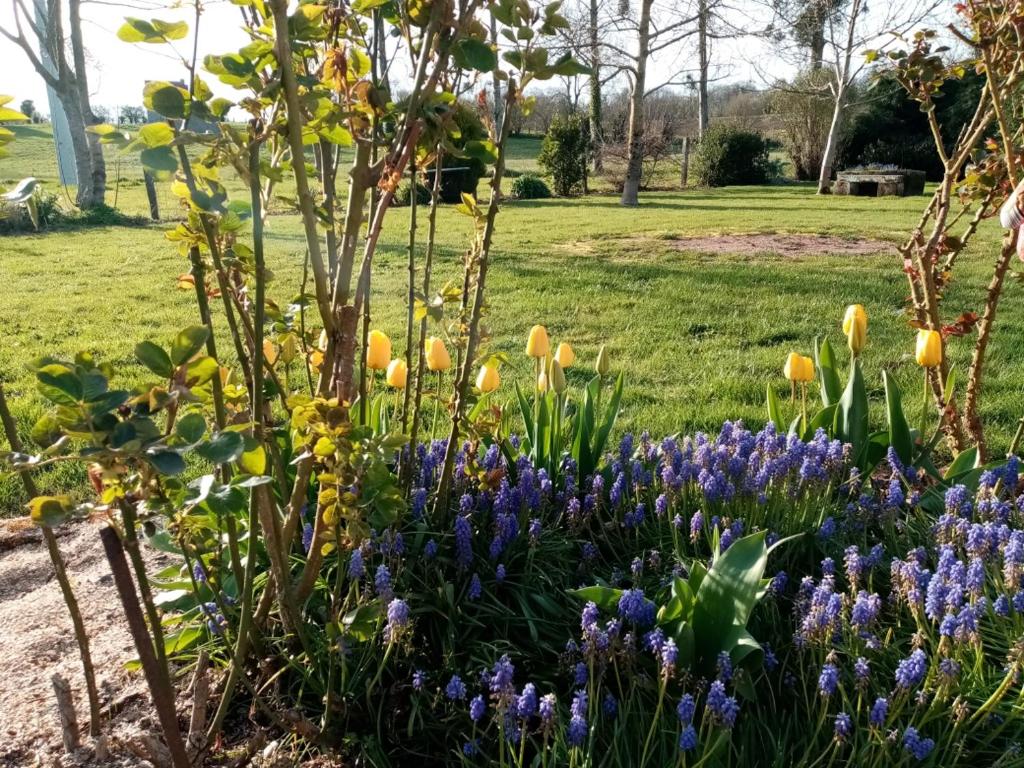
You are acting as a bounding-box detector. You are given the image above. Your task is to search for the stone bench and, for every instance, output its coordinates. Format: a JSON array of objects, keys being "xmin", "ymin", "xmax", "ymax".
[{"xmin": 833, "ymin": 169, "xmax": 926, "ymax": 197}]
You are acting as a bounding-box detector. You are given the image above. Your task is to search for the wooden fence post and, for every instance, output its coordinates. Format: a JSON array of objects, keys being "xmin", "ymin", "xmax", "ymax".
[{"xmin": 143, "ymin": 170, "xmax": 160, "ymax": 221}]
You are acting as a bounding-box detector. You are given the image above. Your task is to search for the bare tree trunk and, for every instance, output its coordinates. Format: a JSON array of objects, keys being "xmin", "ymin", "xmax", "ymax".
[
  {"xmin": 62, "ymin": 89, "xmax": 99, "ymax": 209},
  {"xmin": 697, "ymin": 0, "xmax": 709, "ymax": 140},
  {"xmin": 588, "ymin": 0, "xmax": 603, "ymax": 171},
  {"xmin": 810, "ymin": 27, "xmax": 824, "ymax": 70},
  {"xmin": 68, "ymin": 0, "xmax": 105, "ymax": 207},
  {"xmin": 817, "ymin": 0, "xmax": 859, "ymax": 194},
  {"xmin": 816, "ymin": 84, "xmax": 845, "ymax": 193},
  {"xmin": 620, "ymin": 0, "xmax": 652, "ymax": 207}
]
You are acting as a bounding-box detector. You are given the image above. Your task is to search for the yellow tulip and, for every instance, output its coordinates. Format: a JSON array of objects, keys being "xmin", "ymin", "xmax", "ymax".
[
  {"xmin": 366, "ymin": 330, "xmax": 392, "ymax": 370},
  {"xmin": 915, "ymin": 329, "xmax": 942, "ymax": 368},
  {"xmin": 386, "ymin": 358, "xmax": 408, "ymax": 388},
  {"xmin": 425, "ymin": 336, "xmax": 451, "ymax": 371},
  {"xmin": 595, "ymin": 344, "xmax": 611, "ymax": 376},
  {"xmin": 476, "ymin": 363, "xmax": 500, "ymax": 393},
  {"xmin": 784, "ymin": 352, "xmax": 814, "ymax": 383},
  {"xmin": 842, "ymin": 304, "xmax": 867, "ymax": 356},
  {"xmin": 550, "ymin": 359, "xmax": 567, "ymax": 394},
  {"xmin": 526, "ymin": 325, "xmax": 550, "ymax": 358},
  {"xmin": 554, "ymin": 342, "xmax": 575, "ymax": 368}
]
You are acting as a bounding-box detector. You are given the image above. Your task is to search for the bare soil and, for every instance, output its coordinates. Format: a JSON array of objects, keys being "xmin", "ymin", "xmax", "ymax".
[
  {"xmin": 663, "ymin": 232, "xmax": 896, "ymax": 257},
  {"xmin": 0, "ymin": 517, "xmax": 172, "ymax": 767}
]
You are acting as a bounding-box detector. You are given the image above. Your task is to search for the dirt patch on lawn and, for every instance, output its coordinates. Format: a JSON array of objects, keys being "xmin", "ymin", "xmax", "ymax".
[
  {"xmin": 0, "ymin": 516, "xmax": 173, "ymax": 767},
  {"xmin": 664, "ymin": 232, "xmax": 896, "ymax": 257}
]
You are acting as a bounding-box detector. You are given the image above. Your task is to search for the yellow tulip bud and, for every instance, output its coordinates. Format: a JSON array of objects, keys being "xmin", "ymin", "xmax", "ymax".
[
  {"xmin": 526, "ymin": 325, "xmax": 550, "ymax": 358},
  {"xmin": 476, "ymin": 363, "xmax": 500, "ymax": 393},
  {"xmin": 554, "ymin": 342, "xmax": 575, "ymax": 368},
  {"xmin": 784, "ymin": 352, "xmax": 814, "ymax": 383},
  {"xmin": 915, "ymin": 329, "xmax": 942, "ymax": 368},
  {"xmin": 366, "ymin": 330, "xmax": 392, "ymax": 370},
  {"xmin": 537, "ymin": 370, "xmax": 549, "ymax": 393},
  {"xmin": 425, "ymin": 336, "xmax": 451, "ymax": 371},
  {"xmin": 595, "ymin": 344, "xmax": 611, "ymax": 377},
  {"xmin": 842, "ymin": 304, "xmax": 867, "ymax": 356},
  {"xmin": 550, "ymin": 359, "xmax": 567, "ymax": 393},
  {"xmin": 386, "ymin": 358, "xmax": 408, "ymax": 388}
]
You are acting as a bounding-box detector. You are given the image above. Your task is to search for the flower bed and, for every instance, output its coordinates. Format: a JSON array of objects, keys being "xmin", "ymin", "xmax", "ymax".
[{"xmin": 177, "ymin": 423, "xmax": 1024, "ymax": 764}]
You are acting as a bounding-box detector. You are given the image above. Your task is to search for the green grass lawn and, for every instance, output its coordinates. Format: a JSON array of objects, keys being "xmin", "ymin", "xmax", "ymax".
[{"xmin": 2, "ymin": 124, "xmax": 1023, "ymax": 513}]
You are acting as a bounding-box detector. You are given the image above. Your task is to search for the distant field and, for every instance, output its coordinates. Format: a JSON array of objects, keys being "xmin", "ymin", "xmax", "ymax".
[{"xmin": 1, "ymin": 124, "xmax": 1021, "ymax": 514}]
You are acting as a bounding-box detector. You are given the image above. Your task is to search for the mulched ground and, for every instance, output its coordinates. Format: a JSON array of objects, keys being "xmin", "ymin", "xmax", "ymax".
[{"xmin": 0, "ymin": 517, "xmax": 170, "ymax": 767}]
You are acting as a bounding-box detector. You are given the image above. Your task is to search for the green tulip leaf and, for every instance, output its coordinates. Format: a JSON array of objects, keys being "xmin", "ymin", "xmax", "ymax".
[
  {"xmin": 814, "ymin": 336, "xmax": 842, "ymax": 407},
  {"xmin": 883, "ymin": 370, "xmax": 913, "ymax": 466}
]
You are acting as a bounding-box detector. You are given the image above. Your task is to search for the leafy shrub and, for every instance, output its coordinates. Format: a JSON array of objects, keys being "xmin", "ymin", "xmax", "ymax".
[
  {"xmin": 694, "ymin": 125, "xmax": 774, "ymax": 186},
  {"xmin": 537, "ymin": 112, "xmax": 589, "ymax": 196},
  {"xmin": 509, "ymin": 173, "xmax": 551, "ymax": 199},
  {"xmin": 839, "ymin": 71, "xmax": 984, "ymax": 181},
  {"xmin": 393, "ymin": 180, "xmax": 431, "ymax": 207}
]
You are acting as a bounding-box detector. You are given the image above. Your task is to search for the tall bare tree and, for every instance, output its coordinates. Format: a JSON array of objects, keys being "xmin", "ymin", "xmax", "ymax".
[
  {"xmin": 608, "ymin": 0, "xmax": 699, "ymax": 205},
  {"xmin": 794, "ymin": 0, "xmax": 941, "ymax": 193},
  {"xmin": 1, "ymin": 0, "xmax": 106, "ymax": 208}
]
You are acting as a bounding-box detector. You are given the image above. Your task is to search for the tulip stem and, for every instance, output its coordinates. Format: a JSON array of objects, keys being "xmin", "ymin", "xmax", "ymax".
[
  {"xmin": 920, "ymin": 372, "xmax": 930, "ymax": 442},
  {"xmin": 431, "ymin": 370, "xmax": 442, "ymax": 444},
  {"xmin": 533, "ymin": 357, "xmax": 542, "ymax": 461},
  {"xmin": 801, "ymin": 383, "xmax": 808, "ymax": 435}
]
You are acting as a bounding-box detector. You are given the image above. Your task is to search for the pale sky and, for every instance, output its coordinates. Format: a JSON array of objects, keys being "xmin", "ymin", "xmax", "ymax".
[{"xmin": 0, "ymin": 0, "xmax": 948, "ymax": 118}]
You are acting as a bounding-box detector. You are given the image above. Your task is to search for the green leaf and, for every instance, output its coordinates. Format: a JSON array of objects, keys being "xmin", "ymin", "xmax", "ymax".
[
  {"xmin": 170, "ymin": 325, "xmax": 210, "ymax": 365},
  {"xmin": 692, "ymin": 531, "xmax": 769, "ymax": 668},
  {"xmin": 239, "ymin": 439, "xmax": 267, "ymax": 475},
  {"xmin": 724, "ymin": 625, "xmax": 764, "ymax": 672},
  {"xmin": 549, "ymin": 52, "xmax": 591, "ymax": 76},
  {"xmin": 175, "ymin": 412, "xmax": 207, "ymax": 444},
  {"xmin": 340, "ymin": 601, "xmax": 383, "ymax": 642},
  {"xmin": 803, "ymin": 404, "xmax": 837, "ymax": 441},
  {"xmin": 452, "ymin": 38, "xmax": 497, "ymax": 72},
  {"xmin": 138, "ymin": 122, "xmax": 175, "ymax": 148},
  {"xmin": 945, "ymin": 447, "xmax": 979, "ymax": 480},
  {"xmin": 185, "ymin": 356, "xmax": 219, "ymax": 386},
  {"xmin": 135, "ymin": 341, "xmax": 174, "ymax": 377},
  {"xmin": 814, "ymin": 336, "xmax": 842, "ymax": 407},
  {"xmin": 568, "ymin": 585, "xmax": 623, "ymax": 613},
  {"xmin": 164, "ymin": 627, "xmax": 202, "ymax": 657},
  {"xmin": 147, "ymin": 449, "xmax": 186, "ymax": 475},
  {"xmin": 834, "ymin": 358, "xmax": 869, "ymax": 467},
  {"xmin": 463, "ymin": 139, "xmax": 498, "ymax": 164},
  {"xmin": 591, "ymin": 371, "xmax": 623, "ymax": 462},
  {"xmin": 144, "ymin": 81, "xmax": 189, "ymax": 119},
  {"xmin": 28, "ymin": 495, "xmax": 73, "ymax": 527},
  {"xmin": 766, "ymin": 383, "xmax": 784, "ymax": 432},
  {"xmin": 118, "ymin": 17, "xmax": 189, "ymax": 43},
  {"xmin": 140, "ymin": 146, "xmax": 178, "ymax": 179},
  {"xmin": 883, "ymin": 370, "xmax": 913, "ymax": 466},
  {"xmin": 37, "ymin": 364, "xmax": 82, "ymax": 405},
  {"xmin": 196, "ymin": 431, "xmax": 244, "ymax": 464},
  {"xmin": 514, "ymin": 382, "xmax": 534, "ymax": 447}
]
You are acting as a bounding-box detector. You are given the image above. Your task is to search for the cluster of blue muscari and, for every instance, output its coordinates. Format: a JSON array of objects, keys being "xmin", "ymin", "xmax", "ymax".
[{"xmin": 296, "ymin": 428, "xmax": 1024, "ymax": 761}]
